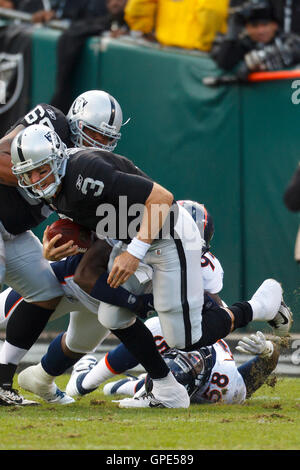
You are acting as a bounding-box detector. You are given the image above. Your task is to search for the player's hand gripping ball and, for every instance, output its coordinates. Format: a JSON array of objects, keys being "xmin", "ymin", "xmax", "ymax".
[{"xmin": 47, "ymin": 218, "xmax": 93, "ymax": 253}]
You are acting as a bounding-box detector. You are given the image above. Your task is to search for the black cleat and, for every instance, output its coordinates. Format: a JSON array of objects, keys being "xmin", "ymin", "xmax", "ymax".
[{"xmin": 0, "ymin": 386, "xmax": 39, "ymax": 406}]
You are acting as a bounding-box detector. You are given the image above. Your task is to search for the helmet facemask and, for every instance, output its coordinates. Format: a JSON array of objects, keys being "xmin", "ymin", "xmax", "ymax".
[
  {"xmin": 11, "ymin": 126, "xmax": 68, "ymax": 200},
  {"xmin": 16, "ymin": 155, "xmax": 66, "ymax": 199},
  {"xmin": 70, "ymin": 119, "xmax": 121, "ymax": 152}
]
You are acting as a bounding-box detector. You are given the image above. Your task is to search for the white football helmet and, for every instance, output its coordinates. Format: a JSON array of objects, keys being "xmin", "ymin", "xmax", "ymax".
[
  {"xmin": 11, "ymin": 124, "xmax": 68, "ymax": 199},
  {"xmin": 67, "ymin": 90, "xmax": 123, "ymax": 151},
  {"xmin": 177, "ymin": 200, "xmax": 214, "ymax": 252}
]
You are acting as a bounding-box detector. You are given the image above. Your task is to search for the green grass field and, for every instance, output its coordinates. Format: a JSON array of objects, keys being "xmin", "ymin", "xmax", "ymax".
[{"xmin": 0, "ymin": 375, "xmax": 299, "ymax": 451}]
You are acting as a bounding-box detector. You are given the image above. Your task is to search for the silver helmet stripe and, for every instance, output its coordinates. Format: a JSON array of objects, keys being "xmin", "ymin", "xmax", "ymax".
[
  {"xmin": 108, "ymin": 95, "xmax": 116, "ymax": 126},
  {"xmin": 17, "ymin": 133, "xmax": 25, "ymax": 162}
]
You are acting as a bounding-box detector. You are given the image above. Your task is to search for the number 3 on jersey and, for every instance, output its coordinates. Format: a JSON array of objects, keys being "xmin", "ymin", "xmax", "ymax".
[
  {"xmin": 76, "ymin": 174, "xmax": 104, "ymax": 197},
  {"xmin": 24, "ymin": 105, "xmax": 55, "ymax": 130}
]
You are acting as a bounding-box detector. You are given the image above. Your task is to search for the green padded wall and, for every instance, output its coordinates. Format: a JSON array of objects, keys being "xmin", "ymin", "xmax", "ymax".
[
  {"xmin": 241, "ymin": 80, "xmax": 300, "ymax": 326},
  {"xmin": 30, "ymin": 27, "xmax": 60, "ymax": 106}
]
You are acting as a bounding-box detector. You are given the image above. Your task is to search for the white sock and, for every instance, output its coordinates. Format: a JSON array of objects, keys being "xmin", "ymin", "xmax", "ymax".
[
  {"xmin": 152, "ymin": 371, "xmax": 180, "ymax": 395},
  {"xmin": 248, "ymin": 299, "xmax": 274, "ymax": 321},
  {"xmin": 248, "ymin": 279, "xmax": 282, "ymax": 321},
  {"xmin": 151, "ymin": 371, "xmax": 190, "ymax": 408},
  {"xmin": 0, "ymin": 341, "xmax": 27, "ymax": 365},
  {"xmin": 116, "ymin": 379, "xmax": 139, "ymax": 396},
  {"xmin": 82, "ymin": 357, "xmax": 115, "ymax": 390},
  {"xmin": 35, "ymin": 363, "xmax": 55, "ymax": 384}
]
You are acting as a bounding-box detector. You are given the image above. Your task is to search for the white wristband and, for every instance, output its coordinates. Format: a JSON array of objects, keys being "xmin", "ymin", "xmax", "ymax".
[{"xmin": 127, "ymin": 237, "xmax": 151, "ymax": 260}]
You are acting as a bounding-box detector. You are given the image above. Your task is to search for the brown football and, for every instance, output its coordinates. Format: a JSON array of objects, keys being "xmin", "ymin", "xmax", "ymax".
[{"xmin": 47, "ymin": 218, "xmax": 93, "ymax": 252}]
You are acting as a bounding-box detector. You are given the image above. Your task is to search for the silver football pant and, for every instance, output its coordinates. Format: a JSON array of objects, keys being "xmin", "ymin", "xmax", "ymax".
[
  {"xmin": 3, "ymin": 230, "xmax": 64, "ymax": 302},
  {"xmin": 98, "ymin": 204, "xmax": 204, "ymax": 350}
]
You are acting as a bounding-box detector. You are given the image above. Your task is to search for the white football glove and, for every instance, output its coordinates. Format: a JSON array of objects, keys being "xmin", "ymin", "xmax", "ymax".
[{"xmin": 236, "ymin": 331, "xmax": 274, "ymax": 358}]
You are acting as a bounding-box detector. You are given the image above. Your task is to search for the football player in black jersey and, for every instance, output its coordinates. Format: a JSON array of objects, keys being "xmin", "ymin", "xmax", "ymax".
[
  {"xmin": 0, "ymin": 90, "xmax": 131, "ymax": 406},
  {"xmin": 0, "ymin": 103, "xmax": 72, "ymax": 406},
  {"xmin": 10, "ymin": 123, "xmax": 292, "ymax": 408}
]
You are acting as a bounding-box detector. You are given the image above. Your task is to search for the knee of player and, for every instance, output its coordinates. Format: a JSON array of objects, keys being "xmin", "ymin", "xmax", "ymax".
[
  {"xmin": 63, "ymin": 332, "xmax": 87, "ymax": 359},
  {"xmin": 73, "ymin": 264, "xmax": 103, "ymax": 294},
  {"xmin": 98, "ymin": 308, "xmax": 136, "ymax": 330},
  {"xmin": 34, "ymin": 296, "xmax": 62, "ymax": 310}
]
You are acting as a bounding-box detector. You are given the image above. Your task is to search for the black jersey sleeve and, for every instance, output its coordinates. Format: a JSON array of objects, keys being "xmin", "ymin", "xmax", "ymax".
[
  {"xmin": 65, "ymin": 151, "xmax": 154, "ymax": 207},
  {"xmin": 112, "ymin": 171, "xmax": 154, "ymax": 207},
  {"xmin": 8, "ymin": 103, "xmax": 71, "ymax": 146}
]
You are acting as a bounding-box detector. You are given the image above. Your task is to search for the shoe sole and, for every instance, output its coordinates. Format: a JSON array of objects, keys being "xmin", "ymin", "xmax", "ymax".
[{"xmin": 268, "ymin": 302, "xmax": 293, "ymax": 336}]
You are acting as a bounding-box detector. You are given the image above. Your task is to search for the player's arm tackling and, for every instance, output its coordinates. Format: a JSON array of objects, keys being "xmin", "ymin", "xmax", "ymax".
[
  {"xmin": 108, "ymin": 182, "xmax": 174, "ymax": 288},
  {"xmin": 0, "ymin": 125, "xmax": 25, "ymax": 186}
]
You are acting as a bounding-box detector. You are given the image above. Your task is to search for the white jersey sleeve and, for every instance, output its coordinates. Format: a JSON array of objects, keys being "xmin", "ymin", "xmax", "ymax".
[
  {"xmin": 201, "ymin": 252, "xmax": 224, "ymax": 294},
  {"xmin": 196, "ymin": 340, "xmax": 247, "ymax": 404}
]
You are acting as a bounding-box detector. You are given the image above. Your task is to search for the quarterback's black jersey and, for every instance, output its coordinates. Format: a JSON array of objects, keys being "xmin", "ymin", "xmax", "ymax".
[
  {"xmin": 0, "ymin": 103, "xmax": 71, "ymax": 235},
  {"xmin": 50, "ymin": 148, "xmax": 155, "ymax": 242}
]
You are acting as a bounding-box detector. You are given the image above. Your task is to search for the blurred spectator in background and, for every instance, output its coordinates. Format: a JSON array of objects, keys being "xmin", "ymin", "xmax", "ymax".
[
  {"xmin": 50, "ymin": 0, "xmax": 128, "ymax": 113},
  {"xmin": 0, "ymin": 1, "xmax": 14, "ymax": 8},
  {"xmin": 229, "ymin": 0, "xmax": 300, "ymax": 34},
  {"xmin": 269, "ymin": 0, "xmax": 300, "ymax": 35},
  {"xmin": 0, "ymin": 0, "xmax": 42, "ymax": 11},
  {"xmin": 30, "ymin": 1, "xmax": 108, "ymax": 24},
  {"xmin": 0, "ymin": 0, "xmax": 126, "ymax": 115},
  {"xmin": 0, "ymin": 1, "xmax": 108, "ymax": 21},
  {"xmin": 124, "ymin": 0, "xmax": 230, "ymax": 52},
  {"xmin": 211, "ymin": 0, "xmax": 300, "ymax": 79}
]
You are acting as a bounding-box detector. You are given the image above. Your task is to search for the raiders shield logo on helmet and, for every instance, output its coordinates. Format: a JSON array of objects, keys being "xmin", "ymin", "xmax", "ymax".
[
  {"xmin": 71, "ymin": 96, "xmax": 88, "ymax": 115},
  {"xmin": 0, "ymin": 53, "xmax": 24, "ymax": 114}
]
